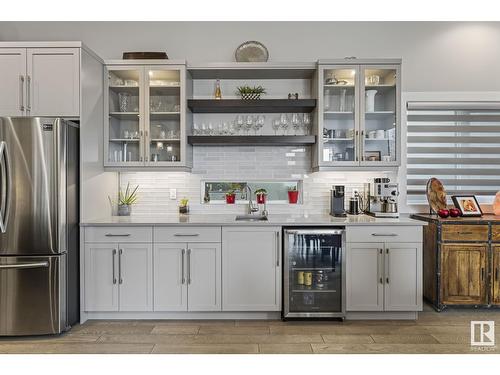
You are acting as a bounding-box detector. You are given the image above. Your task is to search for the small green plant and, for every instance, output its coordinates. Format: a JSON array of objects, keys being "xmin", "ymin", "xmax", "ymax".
[
  {"xmin": 179, "ymin": 198, "xmax": 189, "ymax": 207},
  {"xmin": 225, "ymin": 190, "xmax": 236, "ymax": 196},
  {"xmin": 236, "ymin": 85, "xmax": 266, "ymax": 95},
  {"xmin": 255, "ymin": 188, "xmax": 268, "ymax": 195},
  {"xmin": 118, "ymin": 183, "xmax": 139, "ymax": 206},
  {"xmin": 288, "ymin": 186, "xmax": 297, "ymax": 192}
]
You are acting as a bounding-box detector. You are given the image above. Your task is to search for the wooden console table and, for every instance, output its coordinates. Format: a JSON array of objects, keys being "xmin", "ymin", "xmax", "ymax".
[{"xmin": 411, "ymin": 214, "xmax": 500, "ymax": 311}]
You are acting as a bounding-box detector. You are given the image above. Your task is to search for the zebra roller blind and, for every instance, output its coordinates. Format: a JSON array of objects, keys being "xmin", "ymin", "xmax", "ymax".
[{"xmin": 406, "ymin": 101, "xmax": 500, "ymax": 204}]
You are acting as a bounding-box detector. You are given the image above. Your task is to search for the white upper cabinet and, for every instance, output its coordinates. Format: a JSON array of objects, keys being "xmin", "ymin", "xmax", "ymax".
[
  {"xmin": 316, "ymin": 59, "xmax": 401, "ymax": 170},
  {"xmin": 0, "ymin": 48, "xmax": 26, "ymax": 116},
  {"xmin": 0, "ymin": 46, "xmax": 80, "ymax": 117},
  {"xmin": 222, "ymin": 227, "xmax": 281, "ymax": 311},
  {"xmin": 104, "ymin": 61, "xmax": 190, "ymax": 169},
  {"xmin": 27, "ymin": 48, "xmax": 80, "ymax": 117}
]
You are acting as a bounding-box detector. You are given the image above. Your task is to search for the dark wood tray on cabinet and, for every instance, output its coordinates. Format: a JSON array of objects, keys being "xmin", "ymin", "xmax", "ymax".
[{"xmin": 187, "ymin": 99, "xmax": 316, "ymax": 113}]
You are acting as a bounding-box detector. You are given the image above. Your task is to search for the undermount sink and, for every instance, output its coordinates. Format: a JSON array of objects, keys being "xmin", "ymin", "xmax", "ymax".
[{"xmin": 235, "ymin": 214, "xmax": 268, "ymax": 222}]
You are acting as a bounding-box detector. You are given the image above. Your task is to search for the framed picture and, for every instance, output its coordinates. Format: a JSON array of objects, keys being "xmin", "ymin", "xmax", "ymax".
[
  {"xmin": 451, "ymin": 195, "xmax": 483, "ymax": 217},
  {"xmin": 364, "ymin": 151, "xmax": 381, "ymax": 162}
]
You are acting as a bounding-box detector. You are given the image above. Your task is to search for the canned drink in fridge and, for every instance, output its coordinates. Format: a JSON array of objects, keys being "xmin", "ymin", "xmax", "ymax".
[
  {"xmin": 297, "ymin": 271, "xmax": 304, "ymax": 285},
  {"xmin": 304, "ymin": 272, "xmax": 313, "ymax": 286}
]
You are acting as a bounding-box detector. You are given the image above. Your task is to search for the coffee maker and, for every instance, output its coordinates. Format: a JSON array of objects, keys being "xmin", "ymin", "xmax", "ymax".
[
  {"xmin": 330, "ymin": 185, "xmax": 347, "ymax": 217},
  {"xmin": 367, "ymin": 178, "xmax": 399, "ymax": 218}
]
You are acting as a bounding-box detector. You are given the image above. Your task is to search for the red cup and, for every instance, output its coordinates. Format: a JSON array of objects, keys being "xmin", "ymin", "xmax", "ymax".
[
  {"xmin": 288, "ymin": 191, "xmax": 299, "ymax": 204},
  {"xmin": 256, "ymin": 194, "xmax": 266, "ymax": 204},
  {"xmin": 225, "ymin": 194, "xmax": 235, "ymax": 204}
]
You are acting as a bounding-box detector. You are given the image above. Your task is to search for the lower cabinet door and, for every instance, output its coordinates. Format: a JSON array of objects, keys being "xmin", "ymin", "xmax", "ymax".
[
  {"xmin": 346, "ymin": 243, "xmax": 384, "ymax": 311},
  {"xmin": 187, "ymin": 243, "xmax": 221, "ymax": 311},
  {"xmin": 118, "ymin": 243, "xmax": 153, "ymax": 311},
  {"xmin": 222, "ymin": 227, "xmax": 281, "ymax": 311},
  {"xmin": 84, "ymin": 244, "xmax": 119, "ymax": 312},
  {"xmin": 153, "ymin": 244, "xmax": 188, "ymax": 311},
  {"xmin": 492, "ymin": 246, "xmax": 500, "ymax": 305},
  {"xmin": 441, "ymin": 244, "xmax": 487, "ymax": 305},
  {"xmin": 384, "ymin": 243, "xmax": 422, "ymax": 311}
]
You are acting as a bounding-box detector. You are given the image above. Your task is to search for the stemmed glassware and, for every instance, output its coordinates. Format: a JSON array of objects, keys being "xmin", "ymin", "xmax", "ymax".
[
  {"xmin": 303, "ymin": 113, "xmax": 311, "ymax": 135},
  {"xmin": 255, "ymin": 115, "xmax": 265, "ymax": 135},
  {"xmin": 280, "ymin": 113, "xmax": 289, "ymax": 135},
  {"xmin": 291, "ymin": 113, "xmax": 301, "ymax": 135},
  {"xmin": 244, "ymin": 115, "xmax": 254, "ymax": 135},
  {"xmin": 272, "ymin": 119, "xmax": 281, "ymax": 135}
]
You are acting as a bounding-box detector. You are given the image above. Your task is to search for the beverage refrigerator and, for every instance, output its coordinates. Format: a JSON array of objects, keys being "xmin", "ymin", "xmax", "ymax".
[{"xmin": 283, "ymin": 228, "xmax": 345, "ymax": 319}]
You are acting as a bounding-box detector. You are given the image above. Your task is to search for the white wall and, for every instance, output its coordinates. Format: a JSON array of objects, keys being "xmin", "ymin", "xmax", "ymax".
[{"xmin": 1, "ymin": 22, "xmax": 500, "ymax": 91}]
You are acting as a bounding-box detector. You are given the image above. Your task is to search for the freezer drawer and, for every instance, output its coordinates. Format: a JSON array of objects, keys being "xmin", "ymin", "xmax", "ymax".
[{"xmin": 0, "ymin": 255, "xmax": 66, "ymax": 336}]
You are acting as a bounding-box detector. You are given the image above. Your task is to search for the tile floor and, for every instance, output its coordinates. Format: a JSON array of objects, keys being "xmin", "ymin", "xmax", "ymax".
[{"xmin": 1, "ymin": 305, "xmax": 499, "ymax": 354}]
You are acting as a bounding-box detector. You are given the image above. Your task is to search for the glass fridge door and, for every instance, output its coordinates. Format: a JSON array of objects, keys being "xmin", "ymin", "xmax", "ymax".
[{"xmin": 285, "ymin": 230, "xmax": 344, "ymax": 315}]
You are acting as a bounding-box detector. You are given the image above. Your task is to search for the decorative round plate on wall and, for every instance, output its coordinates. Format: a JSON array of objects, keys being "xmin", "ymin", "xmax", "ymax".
[{"xmin": 235, "ymin": 41, "xmax": 269, "ymax": 62}]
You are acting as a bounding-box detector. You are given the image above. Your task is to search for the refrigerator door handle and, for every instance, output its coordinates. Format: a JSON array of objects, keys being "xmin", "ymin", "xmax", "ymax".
[
  {"xmin": 0, "ymin": 141, "xmax": 11, "ymax": 233},
  {"xmin": 0, "ymin": 261, "xmax": 49, "ymax": 270}
]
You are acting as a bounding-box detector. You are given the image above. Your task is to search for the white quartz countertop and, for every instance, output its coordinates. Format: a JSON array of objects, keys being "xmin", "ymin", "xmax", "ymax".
[{"xmin": 80, "ymin": 213, "xmax": 426, "ymax": 227}]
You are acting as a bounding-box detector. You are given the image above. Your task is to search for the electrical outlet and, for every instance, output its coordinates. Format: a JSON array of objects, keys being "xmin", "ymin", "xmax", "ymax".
[{"xmin": 169, "ymin": 188, "xmax": 177, "ymax": 200}]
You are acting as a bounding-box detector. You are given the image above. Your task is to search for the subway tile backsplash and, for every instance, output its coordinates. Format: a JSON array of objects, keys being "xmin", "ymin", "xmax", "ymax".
[{"xmin": 120, "ymin": 146, "xmax": 396, "ymax": 215}]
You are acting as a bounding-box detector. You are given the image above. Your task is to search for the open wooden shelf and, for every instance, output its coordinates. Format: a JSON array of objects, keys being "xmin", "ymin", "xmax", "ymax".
[
  {"xmin": 187, "ymin": 99, "xmax": 316, "ymax": 113},
  {"xmin": 187, "ymin": 135, "xmax": 316, "ymax": 146}
]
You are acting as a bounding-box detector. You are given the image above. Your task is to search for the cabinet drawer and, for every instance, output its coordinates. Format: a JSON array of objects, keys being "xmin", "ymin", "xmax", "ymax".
[
  {"xmin": 346, "ymin": 226, "xmax": 422, "ymax": 243},
  {"xmin": 441, "ymin": 225, "xmax": 488, "ymax": 242},
  {"xmin": 85, "ymin": 226, "xmax": 153, "ymax": 243},
  {"xmin": 154, "ymin": 226, "xmax": 221, "ymax": 243},
  {"xmin": 492, "ymin": 225, "xmax": 500, "ymax": 242}
]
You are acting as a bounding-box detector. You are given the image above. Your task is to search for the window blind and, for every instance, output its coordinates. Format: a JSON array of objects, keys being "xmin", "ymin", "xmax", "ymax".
[{"xmin": 406, "ymin": 101, "xmax": 500, "ymax": 204}]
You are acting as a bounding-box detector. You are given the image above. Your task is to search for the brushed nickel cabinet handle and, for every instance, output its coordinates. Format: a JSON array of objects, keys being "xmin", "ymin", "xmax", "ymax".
[
  {"xmin": 112, "ymin": 249, "xmax": 117, "ymax": 284},
  {"xmin": 276, "ymin": 231, "xmax": 280, "ymax": 267},
  {"xmin": 187, "ymin": 249, "xmax": 191, "ymax": 285},
  {"xmin": 105, "ymin": 233, "xmax": 130, "ymax": 237},
  {"xmin": 378, "ymin": 248, "xmax": 383, "ymax": 284},
  {"xmin": 118, "ymin": 249, "xmax": 123, "ymax": 284},
  {"xmin": 26, "ymin": 75, "xmax": 31, "ymax": 111},
  {"xmin": 386, "ymin": 248, "xmax": 390, "ymax": 284},
  {"xmin": 181, "ymin": 249, "xmax": 186, "ymax": 284},
  {"xmin": 174, "ymin": 233, "xmax": 200, "ymax": 237},
  {"xmin": 19, "ymin": 75, "xmax": 25, "ymax": 111},
  {"xmin": 372, "ymin": 233, "xmax": 398, "ymax": 237}
]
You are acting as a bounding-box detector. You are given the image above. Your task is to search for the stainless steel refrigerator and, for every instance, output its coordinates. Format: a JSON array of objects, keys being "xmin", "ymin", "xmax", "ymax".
[{"xmin": 0, "ymin": 117, "xmax": 79, "ymax": 336}]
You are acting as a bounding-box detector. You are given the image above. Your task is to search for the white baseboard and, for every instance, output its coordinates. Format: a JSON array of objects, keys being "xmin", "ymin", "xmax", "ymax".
[{"xmin": 83, "ymin": 311, "xmax": 282, "ymax": 320}]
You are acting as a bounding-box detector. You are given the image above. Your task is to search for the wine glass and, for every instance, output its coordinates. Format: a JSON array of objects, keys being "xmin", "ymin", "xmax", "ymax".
[
  {"xmin": 256, "ymin": 115, "xmax": 265, "ymax": 135},
  {"xmin": 272, "ymin": 119, "xmax": 281, "ymax": 135},
  {"xmin": 193, "ymin": 123, "xmax": 199, "ymax": 135},
  {"xmin": 291, "ymin": 113, "xmax": 300, "ymax": 135},
  {"xmin": 303, "ymin": 113, "xmax": 311, "ymax": 135},
  {"xmin": 208, "ymin": 123, "xmax": 214, "ymax": 136},
  {"xmin": 280, "ymin": 113, "xmax": 289, "ymax": 135},
  {"xmin": 245, "ymin": 115, "xmax": 253, "ymax": 135}
]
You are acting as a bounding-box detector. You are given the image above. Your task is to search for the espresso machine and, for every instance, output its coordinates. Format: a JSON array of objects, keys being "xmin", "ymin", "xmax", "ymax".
[{"xmin": 367, "ymin": 178, "xmax": 400, "ymax": 218}]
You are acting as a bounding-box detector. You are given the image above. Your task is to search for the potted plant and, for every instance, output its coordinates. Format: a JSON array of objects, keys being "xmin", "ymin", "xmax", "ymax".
[
  {"xmin": 255, "ymin": 188, "xmax": 267, "ymax": 204},
  {"xmin": 287, "ymin": 186, "xmax": 299, "ymax": 204},
  {"xmin": 179, "ymin": 198, "xmax": 189, "ymax": 214},
  {"xmin": 225, "ymin": 190, "xmax": 236, "ymax": 204},
  {"xmin": 112, "ymin": 183, "xmax": 139, "ymax": 216},
  {"xmin": 236, "ymin": 85, "xmax": 266, "ymax": 100}
]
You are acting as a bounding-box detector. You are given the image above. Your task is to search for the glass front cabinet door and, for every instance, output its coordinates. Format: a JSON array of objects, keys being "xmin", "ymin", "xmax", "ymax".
[
  {"xmin": 104, "ymin": 63, "xmax": 189, "ymax": 168},
  {"xmin": 316, "ymin": 60, "xmax": 401, "ymax": 168}
]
